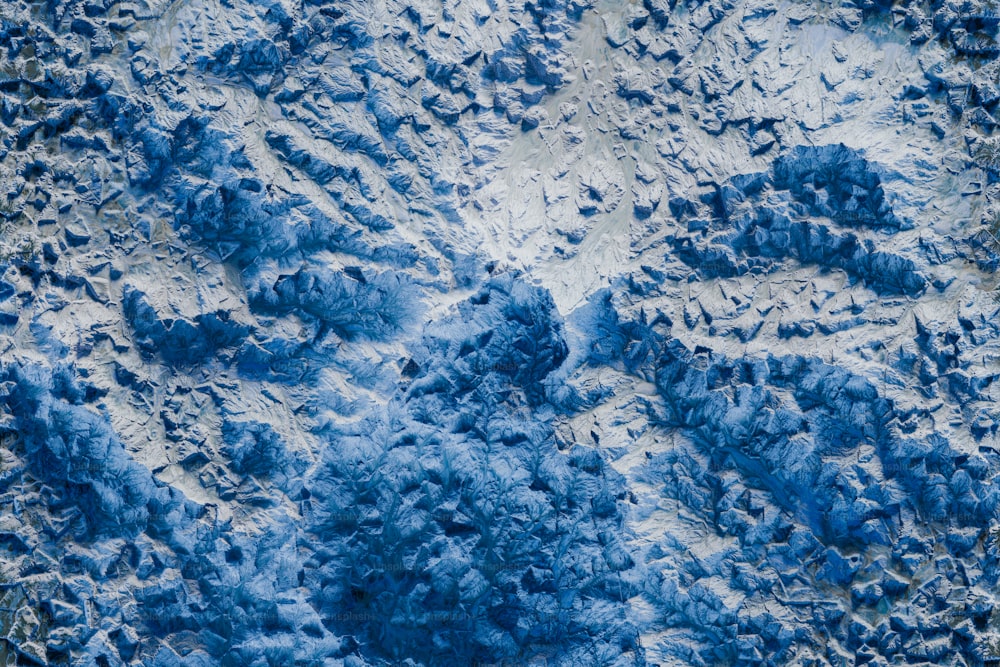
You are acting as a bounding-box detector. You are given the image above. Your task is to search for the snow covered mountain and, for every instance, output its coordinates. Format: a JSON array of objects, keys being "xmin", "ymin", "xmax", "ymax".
[{"xmin": 1, "ymin": 0, "xmax": 1000, "ymax": 664}]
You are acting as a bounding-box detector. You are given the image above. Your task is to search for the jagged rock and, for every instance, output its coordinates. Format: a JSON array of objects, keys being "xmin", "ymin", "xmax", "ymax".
[
  {"xmin": 122, "ymin": 287, "xmax": 249, "ymax": 365},
  {"xmin": 1, "ymin": 0, "xmax": 1000, "ymax": 664}
]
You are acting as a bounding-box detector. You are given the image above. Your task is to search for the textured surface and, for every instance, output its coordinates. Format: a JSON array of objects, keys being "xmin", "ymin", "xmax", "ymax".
[{"xmin": 2, "ymin": 0, "xmax": 1000, "ymax": 664}]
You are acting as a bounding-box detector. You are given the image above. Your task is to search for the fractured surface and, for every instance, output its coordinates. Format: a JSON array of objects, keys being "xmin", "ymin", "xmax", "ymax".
[{"xmin": 1, "ymin": 0, "xmax": 1000, "ymax": 664}]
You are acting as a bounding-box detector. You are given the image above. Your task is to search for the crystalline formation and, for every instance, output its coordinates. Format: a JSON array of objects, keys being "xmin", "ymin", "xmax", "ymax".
[{"xmin": 2, "ymin": 0, "xmax": 1000, "ymax": 664}]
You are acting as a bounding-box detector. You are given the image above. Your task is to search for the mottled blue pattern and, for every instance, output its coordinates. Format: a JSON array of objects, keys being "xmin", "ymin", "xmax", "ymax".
[{"xmin": 2, "ymin": 0, "xmax": 1000, "ymax": 664}]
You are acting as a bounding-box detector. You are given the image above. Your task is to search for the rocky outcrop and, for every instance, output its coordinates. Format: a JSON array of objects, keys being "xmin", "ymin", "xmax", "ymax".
[{"xmin": 3, "ymin": 0, "xmax": 1000, "ymax": 664}]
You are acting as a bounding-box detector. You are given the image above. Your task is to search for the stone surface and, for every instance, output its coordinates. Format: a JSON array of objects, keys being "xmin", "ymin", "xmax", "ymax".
[{"xmin": 1, "ymin": 0, "xmax": 1000, "ymax": 664}]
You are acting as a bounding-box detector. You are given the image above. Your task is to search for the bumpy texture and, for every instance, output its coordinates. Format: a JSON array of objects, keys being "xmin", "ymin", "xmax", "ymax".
[{"xmin": 2, "ymin": 0, "xmax": 1000, "ymax": 665}]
